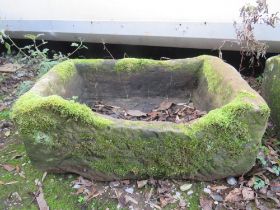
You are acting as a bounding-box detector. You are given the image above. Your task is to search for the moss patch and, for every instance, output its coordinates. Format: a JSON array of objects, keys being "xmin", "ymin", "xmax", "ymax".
[
  {"xmin": 51, "ymin": 60, "xmax": 77, "ymax": 83},
  {"xmin": 12, "ymin": 92, "xmax": 112, "ymax": 135}
]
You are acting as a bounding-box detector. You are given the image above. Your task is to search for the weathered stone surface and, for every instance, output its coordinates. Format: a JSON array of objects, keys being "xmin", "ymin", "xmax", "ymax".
[
  {"xmin": 12, "ymin": 56, "xmax": 269, "ymax": 181},
  {"xmin": 262, "ymin": 55, "xmax": 280, "ymax": 135}
]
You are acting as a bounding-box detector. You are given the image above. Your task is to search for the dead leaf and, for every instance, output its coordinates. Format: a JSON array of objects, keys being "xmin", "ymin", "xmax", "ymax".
[
  {"xmin": 137, "ymin": 180, "xmax": 148, "ymax": 188},
  {"xmin": 242, "ymin": 187, "xmax": 255, "ymax": 201},
  {"xmin": 127, "ymin": 110, "xmax": 146, "ymax": 117},
  {"xmin": 0, "ymin": 63, "xmax": 22, "ymax": 73},
  {"xmin": 180, "ymin": 183, "xmax": 192, "ymax": 191},
  {"xmin": 200, "ymin": 195, "xmax": 213, "ymax": 210},
  {"xmin": 0, "ymin": 180, "xmax": 5, "ymax": 185},
  {"xmin": 35, "ymin": 180, "xmax": 49, "ymax": 210},
  {"xmin": 121, "ymin": 180, "xmax": 130, "ymax": 185},
  {"xmin": 75, "ymin": 186, "xmax": 85, "ymax": 195},
  {"xmin": 124, "ymin": 195, "xmax": 138, "ymax": 205},
  {"xmin": 115, "ymin": 190, "xmax": 126, "ymax": 207},
  {"xmin": 11, "ymin": 154, "xmax": 23, "ymax": 159},
  {"xmin": 160, "ymin": 197, "xmax": 168, "ymax": 207},
  {"xmin": 2, "ymin": 164, "xmax": 16, "ymax": 172},
  {"xmin": 5, "ymin": 181, "xmax": 18, "ymax": 185},
  {"xmin": 41, "ymin": 172, "xmax": 47, "ymax": 182},
  {"xmin": 4, "ymin": 130, "xmax": 10, "ymax": 137},
  {"xmin": 15, "ymin": 165, "xmax": 20, "ymax": 173},
  {"xmin": 179, "ymin": 199, "xmax": 187, "ymax": 207},
  {"xmin": 271, "ymin": 182, "xmax": 280, "ymax": 193},
  {"xmin": 157, "ymin": 101, "xmax": 173, "ymax": 111},
  {"xmin": 87, "ymin": 189, "xmax": 101, "ymax": 201},
  {"xmin": 266, "ymin": 190, "xmax": 280, "ymax": 205},
  {"xmin": 224, "ymin": 188, "xmax": 243, "ymax": 203},
  {"xmin": 210, "ymin": 185, "xmax": 229, "ymax": 191}
]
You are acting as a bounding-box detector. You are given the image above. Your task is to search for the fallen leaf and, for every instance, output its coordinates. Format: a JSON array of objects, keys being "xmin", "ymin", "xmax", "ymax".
[
  {"xmin": 0, "ymin": 180, "xmax": 5, "ymax": 185},
  {"xmin": 179, "ymin": 199, "xmax": 187, "ymax": 207},
  {"xmin": 124, "ymin": 195, "xmax": 138, "ymax": 205},
  {"xmin": 0, "ymin": 63, "xmax": 22, "ymax": 73},
  {"xmin": 224, "ymin": 188, "xmax": 243, "ymax": 203},
  {"xmin": 266, "ymin": 190, "xmax": 280, "ymax": 205},
  {"xmin": 210, "ymin": 185, "xmax": 229, "ymax": 191},
  {"xmin": 35, "ymin": 180, "xmax": 49, "ymax": 210},
  {"xmin": 157, "ymin": 101, "xmax": 173, "ymax": 111},
  {"xmin": 127, "ymin": 110, "xmax": 146, "ymax": 117},
  {"xmin": 75, "ymin": 186, "xmax": 85, "ymax": 195},
  {"xmin": 242, "ymin": 187, "xmax": 255, "ymax": 201},
  {"xmin": 200, "ymin": 195, "xmax": 213, "ymax": 210},
  {"xmin": 41, "ymin": 172, "xmax": 47, "ymax": 182},
  {"xmin": 11, "ymin": 154, "xmax": 23, "ymax": 159},
  {"xmin": 180, "ymin": 183, "xmax": 192, "ymax": 191},
  {"xmin": 271, "ymin": 182, "xmax": 280, "ymax": 193},
  {"xmin": 5, "ymin": 181, "xmax": 18, "ymax": 185},
  {"xmin": 137, "ymin": 180, "xmax": 148, "ymax": 188},
  {"xmin": 160, "ymin": 196, "xmax": 168, "ymax": 207},
  {"xmin": 4, "ymin": 130, "xmax": 10, "ymax": 137},
  {"xmin": 15, "ymin": 165, "xmax": 20, "ymax": 173},
  {"xmin": 109, "ymin": 181, "xmax": 120, "ymax": 188},
  {"xmin": 121, "ymin": 180, "xmax": 130, "ymax": 185},
  {"xmin": 115, "ymin": 190, "xmax": 126, "ymax": 207},
  {"xmin": 2, "ymin": 164, "xmax": 16, "ymax": 172},
  {"xmin": 87, "ymin": 189, "xmax": 101, "ymax": 201}
]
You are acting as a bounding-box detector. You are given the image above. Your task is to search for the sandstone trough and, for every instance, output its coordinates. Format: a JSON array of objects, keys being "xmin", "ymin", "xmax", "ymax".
[{"xmin": 12, "ymin": 55, "xmax": 269, "ymax": 181}]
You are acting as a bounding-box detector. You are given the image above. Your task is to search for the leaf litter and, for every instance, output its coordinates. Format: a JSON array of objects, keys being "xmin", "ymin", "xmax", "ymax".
[{"xmin": 91, "ymin": 99, "xmax": 206, "ymax": 123}]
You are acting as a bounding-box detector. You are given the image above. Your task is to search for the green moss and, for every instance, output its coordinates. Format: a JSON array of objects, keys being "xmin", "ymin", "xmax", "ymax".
[
  {"xmin": 114, "ymin": 58, "xmax": 202, "ymax": 74},
  {"xmin": 115, "ymin": 58, "xmax": 160, "ymax": 72},
  {"xmin": 12, "ymin": 92, "xmax": 112, "ymax": 135},
  {"xmin": 51, "ymin": 60, "xmax": 77, "ymax": 83}
]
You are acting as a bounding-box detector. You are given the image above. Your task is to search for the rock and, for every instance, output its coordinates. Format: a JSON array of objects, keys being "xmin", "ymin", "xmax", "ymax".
[
  {"xmin": 12, "ymin": 56, "xmax": 269, "ymax": 181},
  {"xmin": 262, "ymin": 55, "xmax": 280, "ymax": 135},
  {"xmin": 204, "ymin": 188, "xmax": 211, "ymax": 194},
  {"xmin": 124, "ymin": 187, "xmax": 134, "ymax": 194},
  {"xmin": 210, "ymin": 193, "xmax": 223, "ymax": 202},
  {"xmin": 227, "ymin": 177, "xmax": 237, "ymax": 186},
  {"xmin": 187, "ymin": 190, "xmax": 193, "ymax": 195}
]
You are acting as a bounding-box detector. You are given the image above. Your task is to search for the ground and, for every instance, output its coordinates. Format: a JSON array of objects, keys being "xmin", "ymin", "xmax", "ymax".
[{"xmin": 0, "ymin": 56, "xmax": 280, "ymax": 210}]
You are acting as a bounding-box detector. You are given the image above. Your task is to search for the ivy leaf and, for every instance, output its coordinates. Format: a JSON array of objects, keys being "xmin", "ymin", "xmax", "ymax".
[
  {"xmin": 272, "ymin": 165, "xmax": 280, "ymax": 176},
  {"xmin": 253, "ymin": 177, "xmax": 266, "ymax": 190}
]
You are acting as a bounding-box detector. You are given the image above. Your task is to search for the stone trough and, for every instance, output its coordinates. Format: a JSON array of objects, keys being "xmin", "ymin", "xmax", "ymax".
[{"xmin": 12, "ymin": 55, "xmax": 269, "ymax": 181}]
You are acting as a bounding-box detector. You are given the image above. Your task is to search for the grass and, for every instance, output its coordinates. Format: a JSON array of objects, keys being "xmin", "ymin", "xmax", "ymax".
[
  {"xmin": 0, "ymin": 109, "xmax": 11, "ymax": 121},
  {"xmin": 0, "ymin": 140, "xmax": 80, "ymax": 209}
]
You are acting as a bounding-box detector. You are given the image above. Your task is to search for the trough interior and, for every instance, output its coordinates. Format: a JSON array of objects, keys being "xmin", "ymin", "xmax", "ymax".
[{"xmin": 65, "ymin": 59, "xmax": 211, "ymax": 113}]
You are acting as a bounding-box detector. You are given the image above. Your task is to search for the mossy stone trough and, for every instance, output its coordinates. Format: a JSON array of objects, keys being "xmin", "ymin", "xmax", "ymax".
[
  {"xmin": 262, "ymin": 55, "xmax": 280, "ymax": 135},
  {"xmin": 12, "ymin": 55, "xmax": 269, "ymax": 181}
]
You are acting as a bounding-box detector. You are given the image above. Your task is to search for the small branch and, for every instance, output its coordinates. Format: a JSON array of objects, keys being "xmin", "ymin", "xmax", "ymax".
[{"xmin": 102, "ymin": 41, "xmax": 115, "ymax": 60}]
